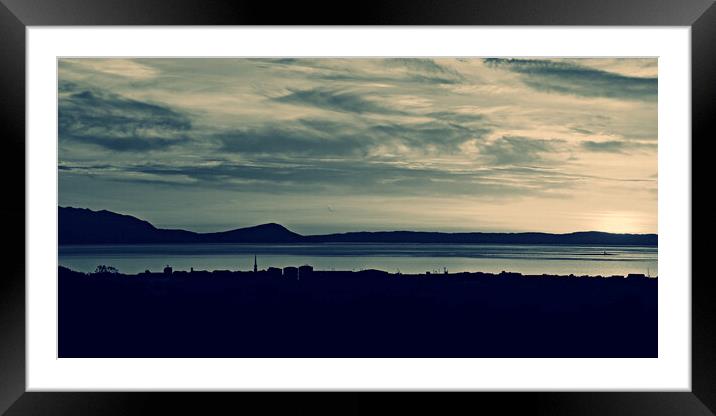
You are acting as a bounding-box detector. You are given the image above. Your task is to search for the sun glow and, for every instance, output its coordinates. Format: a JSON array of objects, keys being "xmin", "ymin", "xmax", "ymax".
[{"xmin": 592, "ymin": 211, "xmax": 651, "ymax": 234}]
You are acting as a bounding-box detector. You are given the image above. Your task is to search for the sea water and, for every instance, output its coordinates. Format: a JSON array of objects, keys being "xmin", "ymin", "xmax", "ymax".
[{"xmin": 59, "ymin": 243, "xmax": 658, "ymax": 276}]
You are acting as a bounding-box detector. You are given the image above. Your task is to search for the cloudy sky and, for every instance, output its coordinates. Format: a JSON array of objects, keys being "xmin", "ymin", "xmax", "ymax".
[{"xmin": 58, "ymin": 58, "xmax": 657, "ymax": 234}]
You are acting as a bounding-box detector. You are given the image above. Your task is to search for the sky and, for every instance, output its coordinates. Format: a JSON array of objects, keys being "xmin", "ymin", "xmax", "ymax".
[{"xmin": 58, "ymin": 58, "xmax": 657, "ymax": 234}]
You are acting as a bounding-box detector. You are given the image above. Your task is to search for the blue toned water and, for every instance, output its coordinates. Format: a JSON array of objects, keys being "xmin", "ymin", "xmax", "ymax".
[{"xmin": 58, "ymin": 243, "xmax": 657, "ymax": 276}]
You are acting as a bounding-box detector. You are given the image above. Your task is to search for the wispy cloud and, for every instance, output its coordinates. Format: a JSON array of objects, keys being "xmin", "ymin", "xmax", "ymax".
[
  {"xmin": 581, "ymin": 140, "xmax": 657, "ymax": 153},
  {"xmin": 214, "ymin": 123, "xmax": 371, "ymax": 157},
  {"xmin": 482, "ymin": 136, "xmax": 565, "ymax": 165},
  {"xmin": 59, "ymin": 82, "xmax": 191, "ymax": 152},
  {"xmin": 61, "ymin": 59, "xmax": 160, "ymax": 80},
  {"xmin": 274, "ymin": 87, "xmax": 405, "ymax": 115},
  {"xmin": 484, "ymin": 58, "xmax": 657, "ymax": 100}
]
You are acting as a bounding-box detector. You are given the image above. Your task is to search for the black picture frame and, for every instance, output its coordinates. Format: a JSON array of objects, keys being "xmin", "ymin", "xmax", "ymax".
[{"xmin": 0, "ymin": 0, "xmax": 711, "ymax": 414}]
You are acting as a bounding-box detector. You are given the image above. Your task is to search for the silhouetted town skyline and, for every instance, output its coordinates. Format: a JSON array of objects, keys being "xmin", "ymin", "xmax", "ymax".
[{"xmin": 81, "ymin": 260, "xmax": 654, "ymax": 280}]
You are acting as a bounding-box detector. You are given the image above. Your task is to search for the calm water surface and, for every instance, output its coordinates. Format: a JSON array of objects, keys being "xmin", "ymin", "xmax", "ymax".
[{"xmin": 59, "ymin": 243, "xmax": 658, "ymax": 276}]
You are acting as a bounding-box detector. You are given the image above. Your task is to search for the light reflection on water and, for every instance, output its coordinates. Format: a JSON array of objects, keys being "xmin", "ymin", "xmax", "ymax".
[{"xmin": 59, "ymin": 243, "xmax": 658, "ymax": 276}]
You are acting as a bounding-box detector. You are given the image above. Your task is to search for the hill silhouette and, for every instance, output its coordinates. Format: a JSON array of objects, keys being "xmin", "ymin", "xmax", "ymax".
[
  {"xmin": 59, "ymin": 207, "xmax": 198, "ymax": 244},
  {"xmin": 304, "ymin": 230, "xmax": 656, "ymax": 245},
  {"xmin": 199, "ymin": 223, "xmax": 303, "ymax": 243},
  {"xmin": 59, "ymin": 206, "xmax": 658, "ymax": 246}
]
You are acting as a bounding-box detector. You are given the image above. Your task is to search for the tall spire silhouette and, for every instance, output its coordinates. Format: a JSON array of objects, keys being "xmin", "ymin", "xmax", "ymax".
[{"xmin": 253, "ymin": 255, "xmax": 258, "ymax": 273}]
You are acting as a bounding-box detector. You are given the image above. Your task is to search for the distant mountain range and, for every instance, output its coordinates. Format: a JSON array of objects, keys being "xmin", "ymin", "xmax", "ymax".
[{"xmin": 58, "ymin": 206, "xmax": 658, "ymax": 246}]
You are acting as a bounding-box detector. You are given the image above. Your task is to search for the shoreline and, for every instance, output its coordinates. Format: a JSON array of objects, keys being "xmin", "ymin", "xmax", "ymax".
[{"xmin": 60, "ymin": 265, "xmax": 656, "ymax": 280}]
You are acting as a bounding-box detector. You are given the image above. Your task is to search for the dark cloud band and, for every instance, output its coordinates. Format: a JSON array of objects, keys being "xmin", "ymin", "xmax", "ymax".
[
  {"xmin": 59, "ymin": 84, "xmax": 192, "ymax": 152},
  {"xmin": 484, "ymin": 58, "xmax": 657, "ymax": 100}
]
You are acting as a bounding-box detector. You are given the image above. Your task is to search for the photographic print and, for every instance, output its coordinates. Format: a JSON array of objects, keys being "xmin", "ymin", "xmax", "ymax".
[{"xmin": 57, "ymin": 58, "xmax": 658, "ymax": 358}]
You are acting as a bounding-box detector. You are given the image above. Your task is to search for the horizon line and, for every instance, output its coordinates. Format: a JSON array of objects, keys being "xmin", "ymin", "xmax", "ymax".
[{"xmin": 59, "ymin": 205, "xmax": 659, "ymax": 236}]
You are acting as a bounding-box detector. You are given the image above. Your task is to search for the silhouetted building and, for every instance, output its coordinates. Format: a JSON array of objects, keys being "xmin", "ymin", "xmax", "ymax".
[
  {"xmin": 283, "ymin": 266, "xmax": 298, "ymax": 279},
  {"xmin": 163, "ymin": 265, "xmax": 172, "ymax": 275},
  {"xmin": 299, "ymin": 265, "xmax": 314, "ymax": 279},
  {"xmin": 627, "ymin": 273, "xmax": 648, "ymax": 280},
  {"xmin": 267, "ymin": 267, "xmax": 282, "ymax": 277},
  {"xmin": 253, "ymin": 255, "xmax": 258, "ymax": 273}
]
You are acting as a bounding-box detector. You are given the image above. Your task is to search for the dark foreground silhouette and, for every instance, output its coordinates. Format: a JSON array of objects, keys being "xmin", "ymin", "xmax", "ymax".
[{"xmin": 59, "ymin": 266, "xmax": 657, "ymax": 358}]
